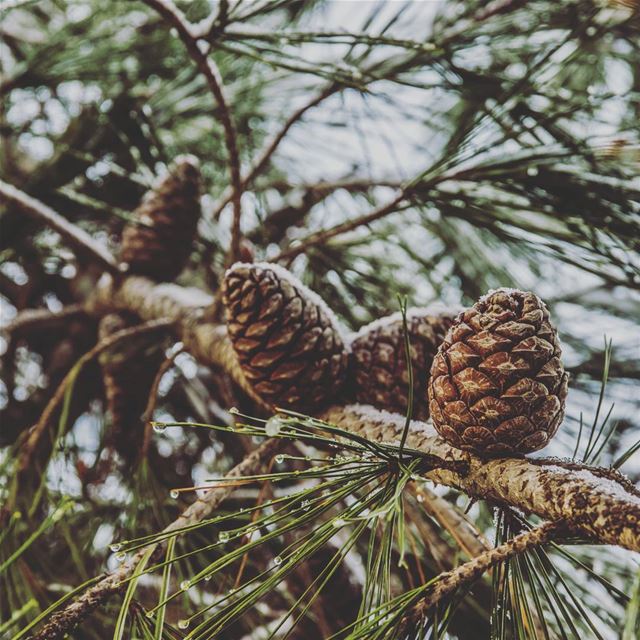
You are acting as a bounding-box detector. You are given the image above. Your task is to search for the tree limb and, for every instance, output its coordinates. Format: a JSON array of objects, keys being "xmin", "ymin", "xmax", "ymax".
[
  {"xmin": 142, "ymin": 0, "xmax": 244, "ymax": 264},
  {"xmin": 0, "ymin": 180, "xmax": 121, "ymax": 274},
  {"xmin": 29, "ymin": 438, "xmax": 281, "ymax": 640},
  {"xmin": 85, "ymin": 274, "xmax": 640, "ymax": 553},
  {"xmin": 16, "ymin": 319, "xmax": 174, "ymax": 477},
  {"xmin": 400, "ymin": 520, "xmax": 562, "ymax": 631}
]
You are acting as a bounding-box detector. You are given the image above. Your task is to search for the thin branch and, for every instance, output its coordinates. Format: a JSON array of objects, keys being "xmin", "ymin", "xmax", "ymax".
[
  {"xmin": 0, "ymin": 179, "xmax": 120, "ymax": 274},
  {"xmin": 17, "ymin": 319, "xmax": 174, "ymax": 475},
  {"xmin": 211, "ymin": 83, "xmax": 340, "ymax": 220},
  {"xmin": 2, "ymin": 304, "xmax": 87, "ymax": 337},
  {"xmin": 412, "ymin": 485, "xmax": 491, "ymax": 559},
  {"xmin": 272, "ymin": 190, "xmax": 409, "ymax": 263},
  {"xmin": 400, "ymin": 520, "xmax": 562, "ymax": 630},
  {"xmin": 140, "ymin": 344, "xmax": 186, "ymax": 459},
  {"xmin": 29, "ymin": 438, "xmax": 281, "ymax": 640},
  {"xmin": 142, "ymin": 0, "xmax": 243, "ymax": 264}
]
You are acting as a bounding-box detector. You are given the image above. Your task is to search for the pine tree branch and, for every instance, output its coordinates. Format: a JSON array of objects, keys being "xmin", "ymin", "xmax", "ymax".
[
  {"xmin": 272, "ymin": 189, "xmax": 410, "ymax": 263},
  {"xmin": 0, "ymin": 180, "xmax": 120, "ymax": 274},
  {"xmin": 86, "ymin": 274, "xmax": 640, "ymax": 553},
  {"xmin": 28, "ymin": 438, "xmax": 281, "ymax": 640},
  {"xmin": 399, "ymin": 520, "xmax": 561, "ymax": 632},
  {"xmin": 15, "ymin": 319, "xmax": 174, "ymax": 479},
  {"xmin": 141, "ymin": 0, "xmax": 244, "ymax": 264},
  {"xmin": 211, "ymin": 83, "xmax": 339, "ymax": 220},
  {"xmin": 2, "ymin": 304, "xmax": 88, "ymax": 338}
]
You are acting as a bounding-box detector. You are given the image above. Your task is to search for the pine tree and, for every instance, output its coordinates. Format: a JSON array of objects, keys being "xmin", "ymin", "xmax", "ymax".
[{"xmin": 0, "ymin": 1, "xmax": 639, "ymax": 639}]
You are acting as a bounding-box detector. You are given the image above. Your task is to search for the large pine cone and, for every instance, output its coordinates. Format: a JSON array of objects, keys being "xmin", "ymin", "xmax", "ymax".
[
  {"xmin": 98, "ymin": 313, "xmax": 164, "ymax": 462},
  {"xmin": 350, "ymin": 308, "xmax": 457, "ymax": 418},
  {"xmin": 428, "ymin": 289, "xmax": 568, "ymax": 455},
  {"xmin": 119, "ymin": 156, "xmax": 201, "ymax": 281},
  {"xmin": 222, "ymin": 263, "xmax": 350, "ymax": 411}
]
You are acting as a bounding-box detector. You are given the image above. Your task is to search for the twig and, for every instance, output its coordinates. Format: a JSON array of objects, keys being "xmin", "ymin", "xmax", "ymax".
[
  {"xmin": 0, "ymin": 179, "xmax": 121, "ymax": 274},
  {"xmin": 412, "ymin": 485, "xmax": 491, "ymax": 559},
  {"xmin": 140, "ymin": 344, "xmax": 186, "ymax": 459},
  {"xmin": 17, "ymin": 319, "xmax": 174, "ymax": 475},
  {"xmin": 142, "ymin": 0, "xmax": 243, "ymax": 264},
  {"xmin": 399, "ymin": 520, "xmax": 562, "ymax": 630},
  {"xmin": 211, "ymin": 83, "xmax": 340, "ymax": 220},
  {"xmin": 29, "ymin": 438, "xmax": 281, "ymax": 640},
  {"xmin": 272, "ymin": 190, "xmax": 409, "ymax": 263},
  {"xmin": 2, "ymin": 304, "xmax": 87, "ymax": 337}
]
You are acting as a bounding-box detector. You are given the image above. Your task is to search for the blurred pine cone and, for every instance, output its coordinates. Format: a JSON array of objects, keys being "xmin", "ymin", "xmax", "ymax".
[
  {"xmin": 222, "ymin": 263, "xmax": 350, "ymax": 411},
  {"xmin": 350, "ymin": 308, "xmax": 457, "ymax": 418},
  {"xmin": 98, "ymin": 313, "xmax": 164, "ymax": 462},
  {"xmin": 119, "ymin": 156, "xmax": 201, "ymax": 281},
  {"xmin": 428, "ymin": 289, "xmax": 568, "ymax": 455}
]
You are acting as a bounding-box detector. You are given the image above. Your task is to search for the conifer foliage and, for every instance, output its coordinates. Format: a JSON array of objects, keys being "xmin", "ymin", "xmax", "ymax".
[{"xmin": 0, "ymin": 1, "xmax": 639, "ymax": 639}]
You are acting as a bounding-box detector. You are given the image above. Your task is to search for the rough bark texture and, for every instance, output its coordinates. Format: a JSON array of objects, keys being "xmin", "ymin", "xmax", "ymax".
[
  {"xmin": 401, "ymin": 521, "xmax": 561, "ymax": 630},
  {"xmin": 321, "ymin": 405, "xmax": 640, "ymax": 552},
  {"xmin": 429, "ymin": 288, "xmax": 569, "ymax": 454},
  {"xmin": 31, "ymin": 438, "xmax": 280, "ymax": 640},
  {"xmin": 86, "ymin": 274, "xmax": 640, "ymax": 553}
]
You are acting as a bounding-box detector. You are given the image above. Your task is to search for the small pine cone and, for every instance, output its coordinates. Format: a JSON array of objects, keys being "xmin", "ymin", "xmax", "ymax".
[
  {"xmin": 119, "ymin": 156, "xmax": 202, "ymax": 281},
  {"xmin": 98, "ymin": 313, "xmax": 164, "ymax": 461},
  {"xmin": 222, "ymin": 263, "xmax": 350, "ymax": 411},
  {"xmin": 350, "ymin": 308, "xmax": 457, "ymax": 418},
  {"xmin": 428, "ymin": 289, "xmax": 568, "ymax": 456}
]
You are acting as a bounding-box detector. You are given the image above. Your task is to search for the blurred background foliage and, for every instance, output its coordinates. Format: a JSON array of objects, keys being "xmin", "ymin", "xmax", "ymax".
[{"xmin": 0, "ymin": 0, "xmax": 639, "ymax": 638}]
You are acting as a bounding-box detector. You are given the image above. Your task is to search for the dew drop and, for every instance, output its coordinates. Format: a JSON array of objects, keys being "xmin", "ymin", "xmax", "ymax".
[
  {"xmin": 180, "ymin": 580, "xmax": 191, "ymax": 590},
  {"xmin": 416, "ymin": 493, "xmax": 424, "ymax": 503},
  {"xmin": 152, "ymin": 423, "xmax": 166, "ymax": 433},
  {"xmin": 109, "ymin": 543, "xmax": 122, "ymax": 552},
  {"xmin": 229, "ymin": 406, "xmax": 239, "ymax": 414},
  {"xmin": 170, "ymin": 489, "xmax": 179, "ymax": 499},
  {"xmin": 265, "ymin": 416, "xmax": 284, "ymax": 437},
  {"xmin": 275, "ymin": 454, "xmax": 285, "ymax": 464},
  {"xmin": 178, "ymin": 619, "xmax": 190, "ymax": 630},
  {"xmin": 527, "ymin": 166, "xmax": 539, "ymax": 177},
  {"xmin": 218, "ymin": 531, "xmax": 230, "ymax": 543},
  {"xmin": 301, "ymin": 499, "xmax": 311, "ymax": 511},
  {"xmin": 116, "ymin": 552, "xmax": 127, "ymax": 562},
  {"xmin": 273, "ymin": 555, "xmax": 283, "ymax": 566},
  {"xmin": 204, "ymin": 574, "xmax": 212, "ymax": 582}
]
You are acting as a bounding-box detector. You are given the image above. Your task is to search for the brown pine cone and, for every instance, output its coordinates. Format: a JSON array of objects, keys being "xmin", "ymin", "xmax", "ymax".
[
  {"xmin": 119, "ymin": 156, "xmax": 201, "ymax": 281},
  {"xmin": 350, "ymin": 307, "xmax": 457, "ymax": 418},
  {"xmin": 428, "ymin": 289, "xmax": 568, "ymax": 456},
  {"xmin": 222, "ymin": 263, "xmax": 350, "ymax": 411},
  {"xmin": 98, "ymin": 313, "xmax": 164, "ymax": 462}
]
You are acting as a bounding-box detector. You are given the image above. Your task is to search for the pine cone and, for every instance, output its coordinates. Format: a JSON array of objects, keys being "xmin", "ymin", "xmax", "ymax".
[
  {"xmin": 98, "ymin": 313, "xmax": 164, "ymax": 461},
  {"xmin": 350, "ymin": 308, "xmax": 457, "ymax": 418},
  {"xmin": 222, "ymin": 263, "xmax": 350, "ymax": 411},
  {"xmin": 119, "ymin": 156, "xmax": 201, "ymax": 281},
  {"xmin": 428, "ymin": 289, "xmax": 568, "ymax": 455}
]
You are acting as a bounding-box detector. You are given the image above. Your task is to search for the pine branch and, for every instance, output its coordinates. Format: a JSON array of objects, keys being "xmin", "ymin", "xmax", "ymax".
[
  {"xmin": 141, "ymin": 0, "xmax": 244, "ymax": 264},
  {"xmin": 15, "ymin": 319, "xmax": 174, "ymax": 479},
  {"xmin": 0, "ymin": 180, "xmax": 120, "ymax": 274},
  {"xmin": 28, "ymin": 438, "xmax": 281, "ymax": 640},
  {"xmin": 86, "ymin": 273, "xmax": 640, "ymax": 552},
  {"xmin": 2, "ymin": 304, "xmax": 88, "ymax": 338},
  {"xmin": 211, "ymin": 82, "xmax": 339, "ymax": 220},
  {"xmin": 399, "ymin": 520, "xmax": 562, "ymax": 632}
]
